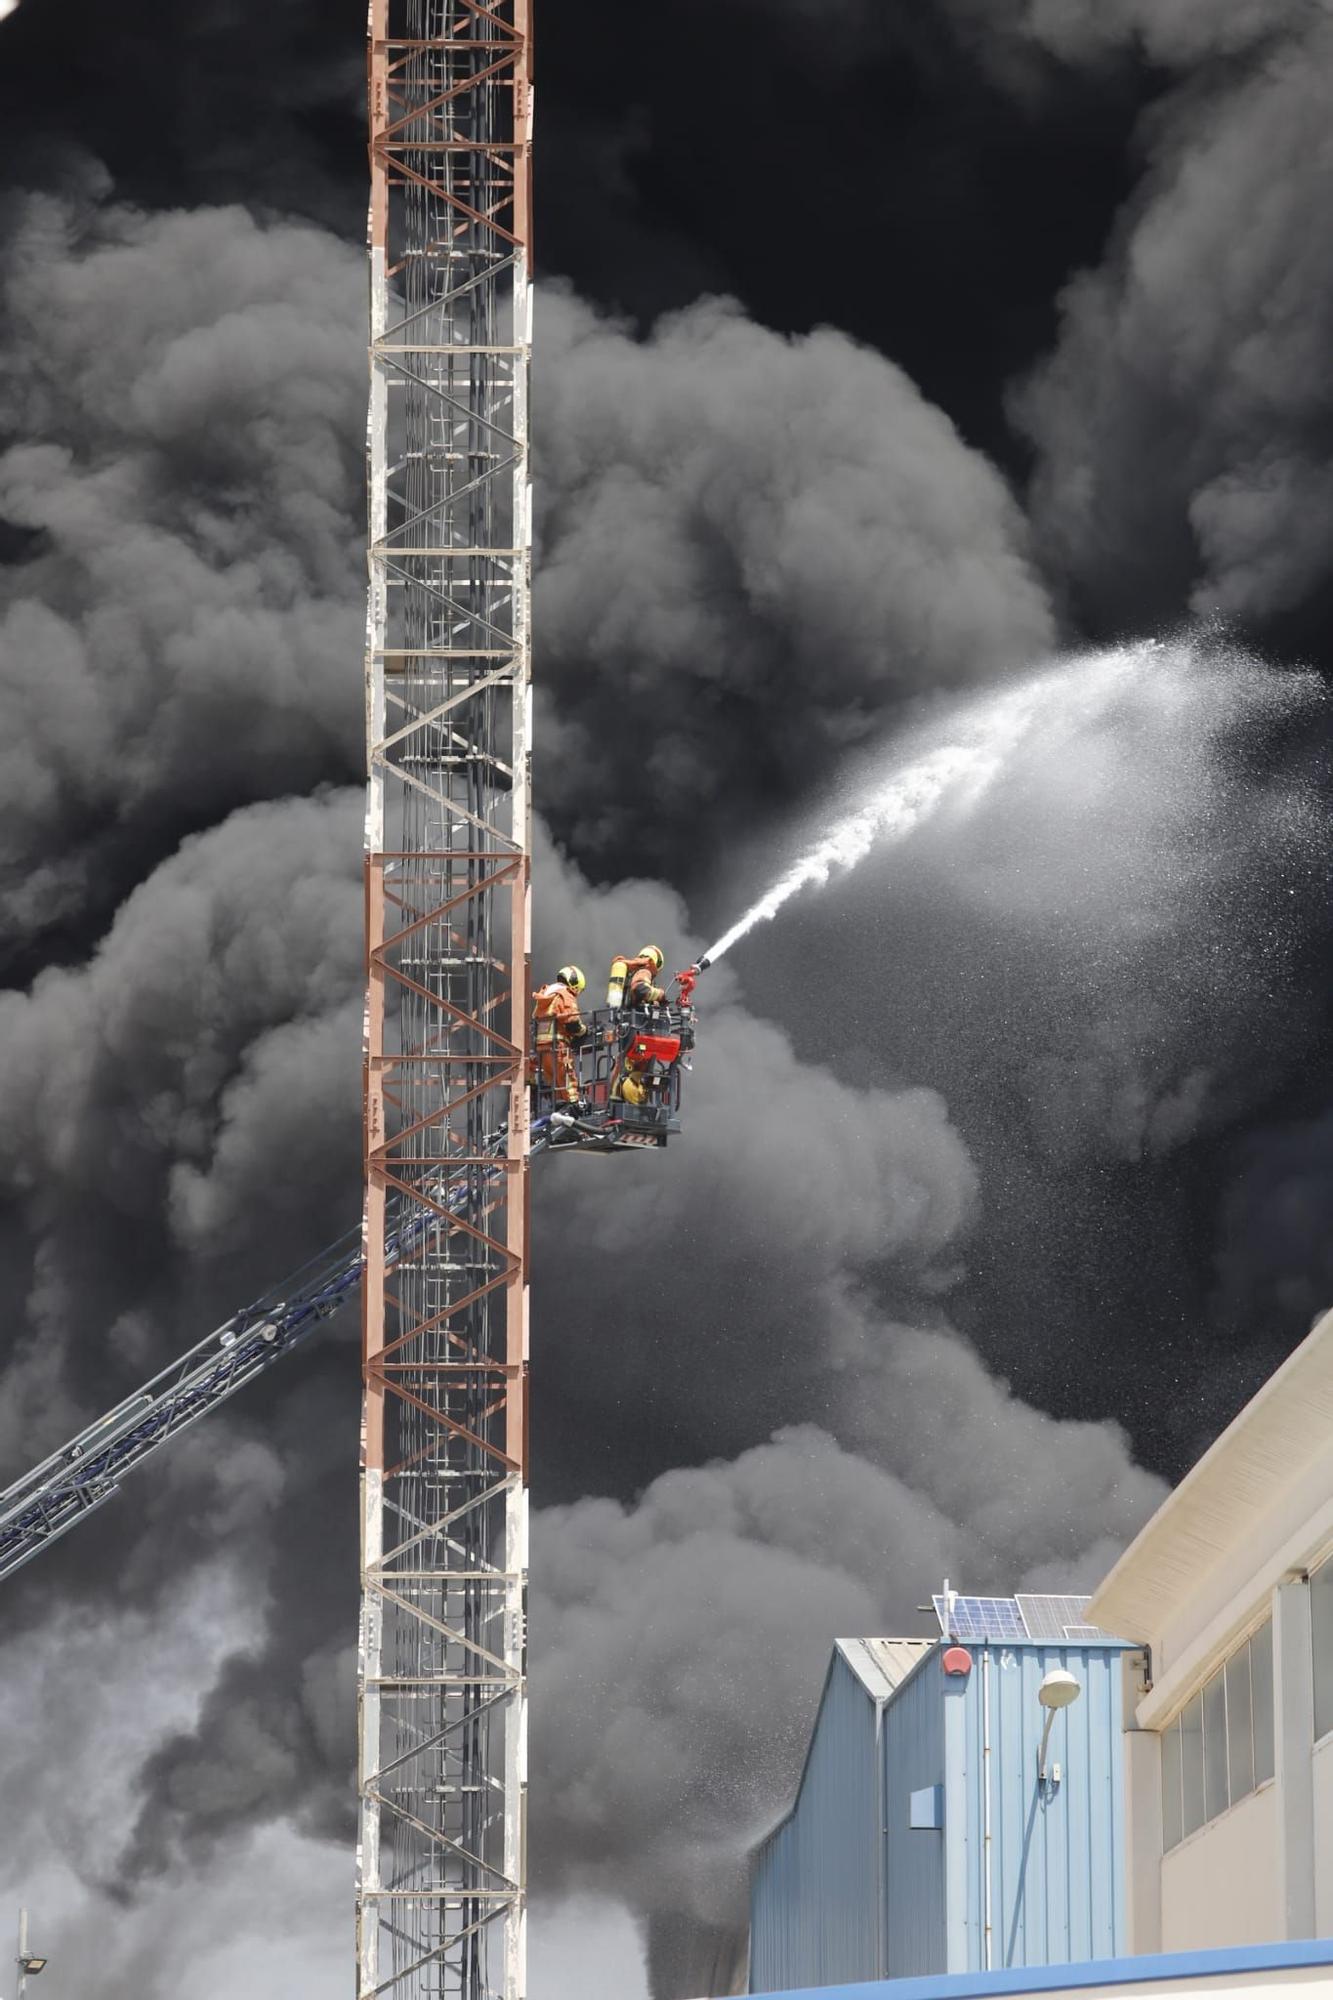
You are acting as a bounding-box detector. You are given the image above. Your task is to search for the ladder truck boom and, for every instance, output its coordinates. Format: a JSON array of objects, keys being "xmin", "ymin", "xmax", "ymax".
[
  {"xmin": 0, "ymin": 1140, "xmax": 520, "ymax": 1586},
  {"xmin": 0, "ymin": 951, "xmax": 712, "ymax": 1591},
  {"xmin": 0, "ymin": 1230, "xmax": 359, "ymax": 1583},
  {"xmin": 0, "ymin": 1012, "xmax": 705, "ymax": 1592}
]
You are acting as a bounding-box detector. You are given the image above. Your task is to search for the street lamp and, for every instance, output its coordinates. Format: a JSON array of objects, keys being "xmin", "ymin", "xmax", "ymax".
[
  {"xmin": 1037, "ymin": 1668, "xmax": 1082, "ymax": 1791},
  {"xmin": 16, "ymin": 1910, "xmax": 47, "ymax": 2000}
]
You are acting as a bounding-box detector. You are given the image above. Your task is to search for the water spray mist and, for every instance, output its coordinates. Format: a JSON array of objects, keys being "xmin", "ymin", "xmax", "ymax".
[{"xmin": 699, "ymin": 644, "xmax": 1161, "ymax": 966}]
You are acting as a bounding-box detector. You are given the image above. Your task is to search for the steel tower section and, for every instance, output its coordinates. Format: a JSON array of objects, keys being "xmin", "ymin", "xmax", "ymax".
[{"xmin": 361, "ymin": 5, "xmax": 533, "ymax": 1999}]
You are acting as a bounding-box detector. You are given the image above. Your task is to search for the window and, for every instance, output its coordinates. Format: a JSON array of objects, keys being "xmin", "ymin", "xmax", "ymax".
[
  {"xmin": 1251, "ymin": 1619, "xmax": 1274, "ymax": 1783},
  {"xmin": 1160, "ymin": 1617, "xmax": 1273, "ymax": 1852},
  {"xmin": 1312, "ymin": 1555, "xmax": 1333, "ymax": 1742},
  {"xmin": 1225, "ymin": 1644, "xmax": 1253, "ymax": 1799},
  {"xmin": 1180, "ymin": 1691, "xmax": 1204, "ymax": 1837},
  {"xmin": 1203, "ymin": 1673, "xmax": 1228, "ymax": 1821},
  {"xmin": 1161, "ymin": 1713, "xmax": 1182, "ymax": 1852}
]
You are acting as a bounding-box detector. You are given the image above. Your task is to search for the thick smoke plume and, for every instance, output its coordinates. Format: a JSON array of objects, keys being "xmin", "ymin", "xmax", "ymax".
[
  {"xmin": 0, "ymin": 79, "xmax": 1329, "ymax": 1999},
  {"xmin": 0, "ymin": 184, "xmax": 1071, "ymax": 1994},
  {"xmin": 536, "ymin": 286, "xmax": 1055, "ymax": 875},
  {"xmin": 0, "ymin": 185, "xmax": 365, "ymax": 957},
  {"xmin": 994, "ymin": 4, "xmax": 1333, "ymax": 634},
  {"xmin": 746, "ymin": 2, "xmax": 1333, "ymax": 643},
  {"xmin": 0, "ymin": 783, "xmax": 1164, "ymax": 1996},
  {"xmin": 0, "ymin": 185, "xmax": 1055, "ymax": 933},
  {"xmin": 532, "ymin": 1371, "xmax": 1161, "ymax": 1940},
  {"xmin": 0, "ymin": 1568, "xmax": 350, "ymax": 2000}
]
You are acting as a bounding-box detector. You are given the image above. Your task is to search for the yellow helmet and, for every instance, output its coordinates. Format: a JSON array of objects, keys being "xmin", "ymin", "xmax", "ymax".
[
  {"xmin": 639, "ymin": 945, "xmax": 664, "ymax": 972},
  {"xmin": 558, "ymin": 964, "xmax": 586, "ymax": 995}
]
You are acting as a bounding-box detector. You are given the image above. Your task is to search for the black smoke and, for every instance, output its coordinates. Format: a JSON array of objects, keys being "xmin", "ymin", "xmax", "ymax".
[
  {"xmin": 535, "ymin": 288, "xmax": 1053, "ymax": 878},
  {"xmin": 0, "ymin": 183, "xmax": 364, "ymax": 973},
  {"xmin": 0, "ymin": 6, "xmax": 1331, "ymax": 1999}
]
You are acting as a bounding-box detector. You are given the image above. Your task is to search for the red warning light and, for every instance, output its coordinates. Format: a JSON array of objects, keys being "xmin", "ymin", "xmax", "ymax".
[{"xmin": 942, "ymin": 1645, "xmax": 973, "ymax": 1677}]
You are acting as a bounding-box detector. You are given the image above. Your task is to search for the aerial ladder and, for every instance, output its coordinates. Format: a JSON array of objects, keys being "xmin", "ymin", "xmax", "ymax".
[
  {"xmin": 0, "ymin": 971, "xmax": 705, "ymax": 1586},
  {"xmin": 0, "ymin": 1160, "xmax": 487, "ymax": 1586}
]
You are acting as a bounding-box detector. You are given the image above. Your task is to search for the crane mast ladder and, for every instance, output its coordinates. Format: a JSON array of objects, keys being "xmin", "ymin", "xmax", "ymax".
[{"xmin": 362, "ymin": 6, "xmax": 533, "ymax": 1997}]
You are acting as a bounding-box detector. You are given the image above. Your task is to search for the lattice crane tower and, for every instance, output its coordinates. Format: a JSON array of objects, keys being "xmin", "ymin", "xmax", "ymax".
[{"xmin": 361, "ymin": 6, "xmax": 533, "ymax": 1998}]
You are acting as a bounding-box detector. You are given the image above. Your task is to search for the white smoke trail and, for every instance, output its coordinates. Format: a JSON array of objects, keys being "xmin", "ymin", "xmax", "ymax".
[{"xmin": 703, "ymin": 642, "xmax": 1157, "ymax": 963}]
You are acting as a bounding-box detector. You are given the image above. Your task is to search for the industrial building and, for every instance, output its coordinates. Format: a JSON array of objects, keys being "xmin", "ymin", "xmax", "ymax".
[
  {"xmin": 749, "ymin": 1596, "xmax": 1133, "ymax": 1992},
  {"xmin": 1088, "ymin": 1305, "xmax": 1333, "ymax": 1956}
]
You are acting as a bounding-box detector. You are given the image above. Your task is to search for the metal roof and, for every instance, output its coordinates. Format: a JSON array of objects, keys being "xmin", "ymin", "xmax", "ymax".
[
  {"xmin": 738, "ymin": 1935, "xmax": 1333, "ymax": 2000},
  {"xmin": 753, "ymin": 1640, "xmax": 936, "ymax": 1860},
  {"xmin": 1089, "ymin": 1306, "xmax": 1333, "ymax": 1642},
  {"xmin": 835, "ymin": 1636, "xmax": 935, "ymax": 1700}
]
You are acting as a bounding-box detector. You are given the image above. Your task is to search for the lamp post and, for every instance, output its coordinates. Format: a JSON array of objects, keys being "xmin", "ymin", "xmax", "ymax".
[
  {"xmin": 16, "ymin": 1910, "xmax": 47, "ymax": 2000},
  {"xmin": 1037, "ymin": 1668, "xmax": 1082, "ymax": 1792}
]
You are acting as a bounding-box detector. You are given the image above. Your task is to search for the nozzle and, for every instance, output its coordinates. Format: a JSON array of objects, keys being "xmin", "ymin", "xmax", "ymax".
[
  {"xmin": 673, "ymin": 960, "xmax": 705, "ymax": 1002},
  {"xmin": 695, "ymin": 954, "xmax": 712, "ymax": 972}
]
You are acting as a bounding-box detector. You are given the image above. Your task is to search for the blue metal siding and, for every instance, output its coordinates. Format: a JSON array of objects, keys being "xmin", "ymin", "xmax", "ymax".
[
  {"xmin": 738, "ymin": 1937, "xmax": 1333, "ymax": 2000},
  {"xmin": 750, "ymin": 1650, "xmax": 883, "ymax": 1991},
  {"xmin": 749, "ymin": 1638, "xmax": 1127, "ymax": 1992},
  {"xmin": 883, "ymin": 1654, "xmax": 948, "ymax": 1978},
  {"xmin": 957, "ymin": 1646, "xmax": 1125, "ymax": 1970}
]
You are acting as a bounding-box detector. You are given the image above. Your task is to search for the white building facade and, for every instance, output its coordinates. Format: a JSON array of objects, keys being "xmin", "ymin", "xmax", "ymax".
[{"xmin": 1088, "ymin": 1309, "xmax": 1333, "ymax": 1955}]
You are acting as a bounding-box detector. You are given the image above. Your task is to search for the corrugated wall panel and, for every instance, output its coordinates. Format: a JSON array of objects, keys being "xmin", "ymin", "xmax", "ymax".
[
  {"xmin": 958, "ymin": 1646, "xmax": 1126, "ymax": 1970},
  {"xmin": 883, "ymin": 1653, "xmax": 949, "ymax": 1977},
  {"xmin": 750, "ymin": 1651, "xmax": 883, "ymax": 1992}
]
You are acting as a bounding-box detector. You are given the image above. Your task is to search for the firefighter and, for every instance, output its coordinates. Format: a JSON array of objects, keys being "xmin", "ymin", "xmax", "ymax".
[
  {"xmin": 532, "ymin": 964, "xmax": 588, "ymax": 1106},
  {"xmin": 607, "ymin": 947, "xmax": 667, "ymax": 1105},
  {"xmin": 607, "ymin": 945, "xmax": 666, "ymax": 1013},
  {"xmin": 611, "ymin": 1042, "xmax": 651, "ymax": 1106}
]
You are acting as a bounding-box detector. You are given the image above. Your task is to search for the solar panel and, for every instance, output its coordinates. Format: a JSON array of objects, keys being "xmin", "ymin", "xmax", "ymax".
[
  {"xmin": 931, "ymin": 1592, "xmax": 1118, "ymax": 1645},
  {"xmin": 1015, "ymin": 1593, "xmax": 1094, "ymax": 1641},
  {"xmin": 933, "ymin": 1594, "xmax": 1028, "ymax": 1643}
]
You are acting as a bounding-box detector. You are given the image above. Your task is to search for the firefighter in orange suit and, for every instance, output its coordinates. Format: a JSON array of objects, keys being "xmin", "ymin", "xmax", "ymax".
[
  {"xmin": 607, "ymin": 945, "xmax": 666, "ymax": 1013},
  {"xmin": 532, "ymin": 965, "xmax": 588, "ymax": 1105},
  {"xmin": 607, "ymin": 946, "xmax": 666, "ymax": 1103}
]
